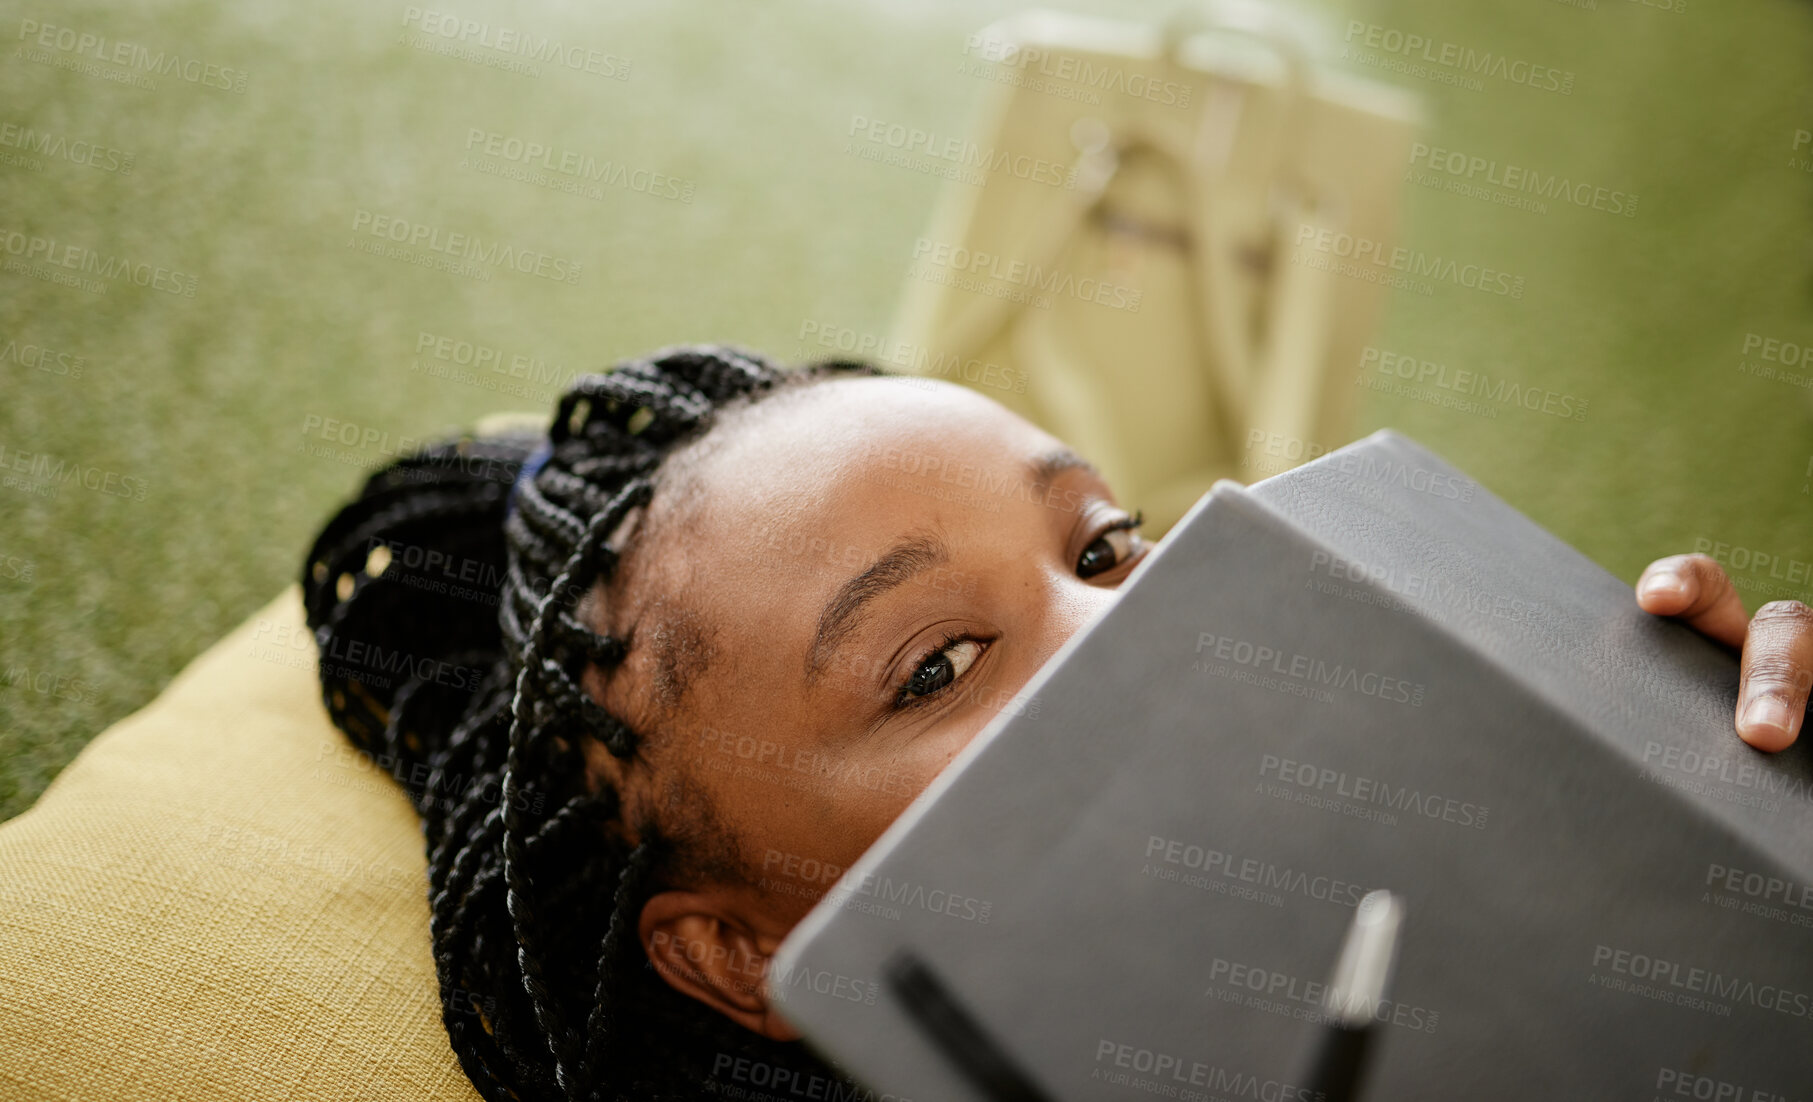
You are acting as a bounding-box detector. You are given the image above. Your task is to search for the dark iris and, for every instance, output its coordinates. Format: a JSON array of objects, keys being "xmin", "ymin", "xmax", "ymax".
[
  {"xmin": 905, "ymin": 656, "xmax": 956, "ymax": 697},
  {"xmin": 1077, "ymin": 514, "xmax": 1142, "ymax": 579},
  {"xmin": 1077, "ymin": 536, "xmax": 1120, "ymax": 578}
]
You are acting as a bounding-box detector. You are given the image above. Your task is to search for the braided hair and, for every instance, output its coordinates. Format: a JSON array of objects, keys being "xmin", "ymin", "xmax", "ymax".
[{"xmin": 301, "ymin": 345, "xmax": 884, "ymax": 1101}]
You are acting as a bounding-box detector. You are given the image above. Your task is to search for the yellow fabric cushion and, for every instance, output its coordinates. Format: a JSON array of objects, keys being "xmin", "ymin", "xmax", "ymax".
[{"xmin": 0, "ymin": 586, "xmax": 481, "ymax": 1101}]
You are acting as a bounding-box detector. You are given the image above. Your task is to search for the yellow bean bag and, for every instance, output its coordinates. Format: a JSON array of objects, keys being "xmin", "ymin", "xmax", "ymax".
[{"xmin": 0, "ymin": 586, "xmax": 481, "ymax": 1101}]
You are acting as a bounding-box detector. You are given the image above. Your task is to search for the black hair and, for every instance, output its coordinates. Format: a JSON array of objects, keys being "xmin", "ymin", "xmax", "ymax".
[{"xmin": 301, "ymin": 345, "xmax": 884, "ymax": 1101}]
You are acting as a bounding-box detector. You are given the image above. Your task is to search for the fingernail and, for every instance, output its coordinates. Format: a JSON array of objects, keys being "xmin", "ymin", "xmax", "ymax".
[
  {"xmin": 1741, "ymin": 695, "xmax": 1796, "ymax": 739},
  {"xmin": 1638, "ymin": 571, "xmax": 1684, "ymax": 602}
]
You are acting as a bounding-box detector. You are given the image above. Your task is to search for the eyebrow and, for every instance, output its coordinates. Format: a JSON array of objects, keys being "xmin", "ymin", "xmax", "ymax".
[
  {"xmin": 801, "ymin": 447, "xmax": 1099, "ymax": 686},
  {"xmin": 1028, "ymin": 446, "xmax": 1097, "ymax": 495},
  {"xmin": 805, "ymin": 530, "xmax": 950, "ymax": 685}
]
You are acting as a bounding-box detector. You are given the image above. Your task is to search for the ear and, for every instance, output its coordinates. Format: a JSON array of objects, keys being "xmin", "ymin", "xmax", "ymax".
[{"xmin": 638, "ymin": 889, "xmax": 803, "ymax": 1042}]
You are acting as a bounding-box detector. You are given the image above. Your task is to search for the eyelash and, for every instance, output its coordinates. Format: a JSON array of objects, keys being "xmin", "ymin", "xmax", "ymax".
[
  {"xmin": 889, "ymin": 510, "xmax": 1146, "ymax": 712},
  {"xmin": 1099, "ymin": 511, "xmax": 1144, "ymax": 547},
  {"xmin": 894, "ymin": 629, "xmax": 975, "ymax": 712}
]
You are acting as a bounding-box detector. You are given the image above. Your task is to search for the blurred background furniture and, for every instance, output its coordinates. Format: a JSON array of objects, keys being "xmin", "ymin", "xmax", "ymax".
[{"xmin": 888, "ymin": 8, "xmax": 1420, "ymax": 532}]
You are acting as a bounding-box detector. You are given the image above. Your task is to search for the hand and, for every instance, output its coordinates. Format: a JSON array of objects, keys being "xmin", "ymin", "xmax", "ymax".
[{"xmin": 1635, "ymin": 553, "xmax": 1811, "ymax": 752}]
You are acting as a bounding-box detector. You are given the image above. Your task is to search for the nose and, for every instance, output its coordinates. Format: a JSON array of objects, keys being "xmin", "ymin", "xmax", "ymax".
[
  {"xmin": 1037, "ymin": 575, "xmax": 1125, "ymax": 659},
  {"xmin": 987, "ymin": 569, "xmax": 1128, "ymax": 714},
  {"xmin": 975, "ymin": 575, "xmax": 1123, "ymax": 731}
]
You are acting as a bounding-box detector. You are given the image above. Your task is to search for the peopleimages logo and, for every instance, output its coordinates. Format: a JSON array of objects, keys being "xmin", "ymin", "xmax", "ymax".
[
  {"xmin": 1691, "ymin": 537, "xmax": 1813, "ymax": 591},
  {"xmin": 1742, "ymin": 332, "xmax": 1813, "ymax": 369},
  {"xmin": 846, "ymin": 115, "xmax": 1076, "ymax": 190},
  {"xmin": 761, "ymin": 848, "xmax": 994, "ymax": 924},
  {"xmin": 0, "ymin": 120, "xmax": 135, "ymax": 174},
  {"xmin": 1343, "ymin": 20, "xmax": 1574, "ymax": 95},
  {"xmin": 1205, "ymin": 956, "xmax": 1442, "ymax": 1033},
  {"xmin": 795, "ymin": 320, "xmax": 1028, "ymax": 394},
  {"xmin": 1407, "ymin": 142, "xmax": 1637, "ymax": 217},
  {"xmin": 1642, "ymin": 739, "xmax": 1813, "ymax": 810},
  {"xmin": 1360, "ymin": 346, "xmax": 1590, "ymax": 421},
  {"xmin": 1194, "ymin": 631, "xmax": 1427, "ymax": 707},
  {"xmin": 961, "ymin": 35, "xmax": 1193, "ymax": 107},
  {"xmin": 1259, "ymin": 754, "xmax": 1490, "ymax": 829},
  {"xmin": 399, "ymin": 7, "xmax": 630, "ymax": 79},
  {"xmin": 1590, "ymin": 943, "xmax": 1813, "ymax": 1019},
  {"xmin": 2, "ymin": 664, "xmax": 99, "ymax": 705},
  {"xmin": 709, "ymin": 1053, "xmax": 910, "ymax": 1102},
  {"xmin": 1092, "ymin": 1040, "xmax": 1317, "ymax": 1099},
  {"xmin": 1293, "ymin": 224, "xmax": 1525, "ymax": 298},
  {"xmin": 0, "ymin": 442, "xmax": 148, "ymax": 501},
  {"xmin": 0, "ymin": 334, "xmax": 85, "ymax": 377},
  {"xmin": 15, "ymin": 17, "xmax": 250, "ymax": 93},
  {"xmin": 1308, "ymin": 549, "xmax": 1540, "ymax": 630},
  {"xmin": 911, "ymin": 237, "xmax": 1142, "ymax": 311},
  {"xmin": 698, "ymin": 724, "xmax": 918, "ymax": 799},
  {"xmin": 1705, "ymin": 863, "xmax": 1813, "ymax": 913},
  {"xmin": 0, "ymin": 226, "xmax": 198, "ymax": 296},
  {"xmin": 461, "ymin": 129, "xmax": 694, "ymax": 203},
  {"xmin": 348, "ymin": 209, "xmax": 584, "ymax": 284},
  {"xmin": 1144, "ymin": 834, "xmax": 1375, "ymax": 907},
  {"xmin": 413, "ymin": 330, "xmax": 577, "ymax": 390}
]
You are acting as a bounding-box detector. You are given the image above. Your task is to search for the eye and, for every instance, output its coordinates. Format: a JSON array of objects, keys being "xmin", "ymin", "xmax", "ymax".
[
  {"xmin": 1077, "ymin": 511, "xmax": 1145, "ymax": 579},
  {"xmin": 896, "ymin": 633, "xmax": 984, "ymax": 709}
]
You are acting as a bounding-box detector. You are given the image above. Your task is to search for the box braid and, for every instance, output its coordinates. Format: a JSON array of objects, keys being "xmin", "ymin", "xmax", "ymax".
[{"xmin": 301, "ymin": 345, "xmax": 884, "ymax": 1101}]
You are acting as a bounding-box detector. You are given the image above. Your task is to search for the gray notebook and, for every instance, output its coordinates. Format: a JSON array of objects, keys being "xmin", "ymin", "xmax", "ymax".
[{"xmin": 768, "ymin": 429, "xmax": 1813, "ymax": 1100}]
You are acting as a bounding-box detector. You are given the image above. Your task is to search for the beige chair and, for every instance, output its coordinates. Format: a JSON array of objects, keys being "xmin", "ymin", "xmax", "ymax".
[{"xmin": 889, "ymin": 8, "xmax": 1421, "ymax": 533}]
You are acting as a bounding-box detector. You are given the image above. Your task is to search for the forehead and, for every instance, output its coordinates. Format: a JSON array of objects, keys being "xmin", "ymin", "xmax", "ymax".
[
  {"xmin": 663, "ymin": 375, "xmax": 1065, "ymax": 535},
  {"xmin": 618, "ymin": 374, "xmax": 1071, "ymax": 691}
]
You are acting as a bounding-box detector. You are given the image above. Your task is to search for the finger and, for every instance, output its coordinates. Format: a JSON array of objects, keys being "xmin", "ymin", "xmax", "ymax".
[
  {"xmin": 1735, "ymin": 600, "xmax": 1813, "ymax": 752},
  {"xmin": 1635, "ymin": 553, "xmax": 1749, "ymax": 649}
]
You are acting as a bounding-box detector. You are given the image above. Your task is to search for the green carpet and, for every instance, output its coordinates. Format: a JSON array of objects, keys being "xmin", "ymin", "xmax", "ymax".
[{"xmin": 2, "ymin": 0, "xmax": 1809, "ymax": 820}]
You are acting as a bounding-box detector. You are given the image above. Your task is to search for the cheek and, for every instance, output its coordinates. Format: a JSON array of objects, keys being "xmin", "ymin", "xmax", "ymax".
[
  {"xmin": 832, "ymin": 722, "xmax": 981, "ymax": 845},
  {"xmin": 715, "ymin": 748, "xmax": 929, "ymax": 905},
  {"xmin": 695, "ymin": 676, "xmax": 988, "ymax": 900}
]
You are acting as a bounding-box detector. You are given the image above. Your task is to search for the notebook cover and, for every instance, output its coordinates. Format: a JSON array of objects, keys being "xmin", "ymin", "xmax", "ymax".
[{"xmin": 769, "ymin": 429, "xmax": 1813, "ymax": 1100}]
